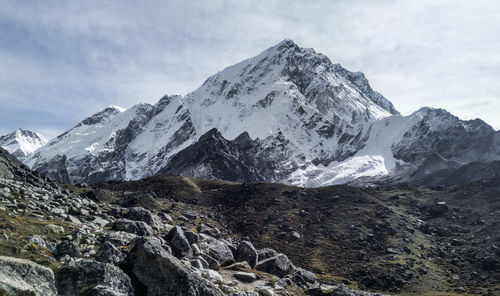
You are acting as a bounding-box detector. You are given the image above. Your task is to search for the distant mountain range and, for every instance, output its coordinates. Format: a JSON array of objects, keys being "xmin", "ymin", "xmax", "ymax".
[
  {"xmin": 0, "ymin": 128, "xmax": 47, "ymax": 161},
  {"xmin": 8, "ymin": 39, "xmax": 498, "ymax": 186}
]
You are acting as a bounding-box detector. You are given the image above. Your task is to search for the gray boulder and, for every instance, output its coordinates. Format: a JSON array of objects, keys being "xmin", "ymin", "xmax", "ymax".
[
  {"xmin": 127, "ymin": 237, "xmax": 224, "ymax": 296},
  {"xmin": 184, "ymin": 229, "xmax": 199, "ymax": 245},
  {"xmin": 105, "ymin": 231, "xmax": 139, "ymax": 246},
  {"xmin": 428, "ymin": 201, "xmax": 449, "ymax": 217},
  {"xmin": 292, "ymin": 268, "xmax": 317, "ymax": 285},
  {"xmin": 0, "ymin": 256, "xmax": 57, "ymax": 296},
  {"xmin": 235, "ymin": 241, "xmax": 258, "ymax": 268},
  {"xmin": 112, "ymin": 218, "xmax": 154, "ymax": 236},
  {"xmin": 208, "ymin": 240, "xmax": 235, "ymax": 267},
  {"xmin": 165, "ymin": 225, "xmax": 193, "ymax": 257},
  {"xmin": 255, "ymin": 254, "xmax": 293, "ymax": 277},
  {"xmin": 28, "ymin": 235, "xmax": 47, "ymax": 249},
  {"xmin": 55, "ymin": 240, "xmax": 81, "ymax": 259},
  {"xmin": 55, "ymin": 259, "xmax": 134, "ymax": 296},
  {"xmin": 95, "ymin": 241, "xmax": 126, "ymax": 265},
  {"xmin": 198, "ymin": 224, "xmax": 221, "ymax": 238},
  {"xmin": 234, "ymin": 271, "xmax": 257, "ymax": 283},
  {"xmin": 257, "ymin": 248, "xmax": 278, "ymax": 261},
  {"xmin": 125, "ymin": 207, "xmax": 161, "ymax": 227},
  {"xmin": 80, "ymin": 285, "xmax": 128, "ymax": 296}
]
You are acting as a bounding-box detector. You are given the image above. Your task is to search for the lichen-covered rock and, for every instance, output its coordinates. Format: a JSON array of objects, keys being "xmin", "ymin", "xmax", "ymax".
[
  {"xmin": 95, "ymin": 241, "xmax": 126, "ymax": 265},
  {"xmin": 55, "ymin": 259, "xmax": 134, "ymax": 296},
  {"xmin": 127, "ymin": 237, "xmax": 224, "ymax": 296},
  {"xmin": 55, "ymin": 240, "xmax": 81, "ymax": 259},
  {"xmin": 208, "ymin": 240, "xmax": 234, "ymax": 267},
  {"xmin": 105, "ymin": 231, "xmax": 139, "ymax": 246},
  {"xmin": 124, "ymin": 207, "xmax": 161, "ymax": 227},
  {"xmin": 80, "ymin": 285, "xmax": 128, "ymax": 296},
  {"xmin": 112, "ymin": 218, "xmax": 154, "ymax": 236},
  {"xmin": 235, "ymin": 241, "xmax": 258, "ymax": 268},
  {"xmin": 165, "ymin": 225, "xmax": 193, "ymax": 257},
  {"xmin": 257, "ymin": 248, "xmax": 278, "ymax": 261},
  {"xmin": 255, "ymin": 254, "xmax": 293, "ymax": 277},
  {"xmin": 292, "ymin": 268, "xmax": 317, "ymax": 285},
  {"xmin": 0, "ymin": 256, "xmax": 57, "ymax": 296}
]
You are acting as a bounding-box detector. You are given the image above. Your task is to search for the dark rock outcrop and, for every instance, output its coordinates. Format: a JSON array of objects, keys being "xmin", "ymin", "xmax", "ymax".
[
  {"xmin": 55, "ymin": 260, "xmax": 134, "ymax": 296},
  {"xmin": 126, "ymin": 238, "xmax": 224, "ymax": 296}
]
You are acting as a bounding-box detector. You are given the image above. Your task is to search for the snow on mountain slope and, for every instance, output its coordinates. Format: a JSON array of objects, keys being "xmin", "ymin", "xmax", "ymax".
[
  {"xmin": 27, "ymin": 105, "xmax": 131, "ymax": 164},
  {"xmin": 124, "ymin": 96, "xmax": 196, "ymax": 179},
  {"xmin": 288, "ymin": 107, "xmax": 500, "ymax": 187},
  {"xmin": 287, "ymin": 109, "xmax": 428, "ymax": 186},
  {"xmin": 183, "ymin": 39, "xmax": 398, "ymax": 174},
  {"xmin": 0, "ymin": 129, "xmax": 47, "ymax": 161}
]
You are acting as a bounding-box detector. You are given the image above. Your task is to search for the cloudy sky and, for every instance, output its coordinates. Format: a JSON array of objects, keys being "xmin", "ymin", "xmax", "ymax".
[{"xmin": 1, "ymin": 0, "xmax": 499, "ymax": 138}]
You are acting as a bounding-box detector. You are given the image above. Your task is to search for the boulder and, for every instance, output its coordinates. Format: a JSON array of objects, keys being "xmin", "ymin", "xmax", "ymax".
[
  {"xmin": 95, "ymin": 241, "xmax": 126, "ymax": 265},
  {"xmin": 200, "ymin": 269, "xmax": 223, "ymax": 283},
  {"xmin": 55, "ymin": 259, "xmax": 133, "ymax": 296},
  {"xmin": 158, "ymin": 212, "xmax": 173, "ymax": 223},
  {"xmin": 184, "ymin": 230, "xmax": 199, "ymax": 245},
  {"xmin": 234, "ymin": 271, "xmax": 257, "ymax": 283},
  {"xmin": 112, "ymin": 218, "xmax": 154, "ymax": 236},
  {"xmin": 428, "ymin": 201, "xmax": 449, "ymax": 217},
  {"xmin": 292, "ymin": 268, "xmax": 317, "ymax": 285},
  {"xmin": 105, "ymin": 231, "xmax": 139, "ymax": 246},
  {"xmin": 208, "ymin": 240, "xmax": 235, "ymax": 267},
  {"xmin": 182, "ymin": 210, "xmax": 199, "ymax": 220},
  {"xmin": 198, "ymin": 224, "xmax": 221, "ymax": 238},
  {"xmin": 125, "ymin": 207, "xmax": 161, "ymax": 227},
  {"xmin": 28, "ymin": 235, "xmax": 47, "ymax": 249},
  {"xmin": 55, "ymin": 240, "xmax": 81, "ymax": 259},
  {"xmin": 0, "ymin": 256, "xmax": 57, "ymax": 296},
  {"xmin": 255, "ymin": 254, "xmax": 293, "ymax": 277},
  {"xmin": 127, "ymin": 237, "xmax": 224, "ymax": 296},
  {"xmin": 80, "ymin": 285, "xmax": 128, "ymax": 296},
  {"xmin": 165, "ymin": 225, "xmax": 193, "ymax": 257},
  {"xmin": 257, "ymin": 248, "xmax": 278, "ymax": 261},
  {"xmin": 235, "ymin": 241, "xmax": 258, "ymax": 268}
]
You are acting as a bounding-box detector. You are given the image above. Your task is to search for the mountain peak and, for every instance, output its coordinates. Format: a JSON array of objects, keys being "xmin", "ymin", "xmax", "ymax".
[
  {"xmin": 274, "ymin": 38, "xmax": 299, "ymax": 50},
  {"xmin": 0, "ymin": 129, "xmax": 47, "ymax": 160},
  {"xmin": 107, "ymin": 105, "xmax": 126, "ymax": 112}
]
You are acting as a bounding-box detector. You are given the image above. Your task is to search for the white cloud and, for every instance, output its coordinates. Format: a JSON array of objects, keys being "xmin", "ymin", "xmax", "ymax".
[{"xmin": 0, "ymin": 0, "xmax": 499, "ymax": 136}]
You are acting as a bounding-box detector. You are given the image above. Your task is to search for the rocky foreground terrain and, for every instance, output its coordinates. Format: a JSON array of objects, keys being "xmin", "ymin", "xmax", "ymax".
[
  {"xmin": 1, "ymin": 147, "xmax": 390, "ymax": 296},
  {"xmin": 0, "ymin": 145, "xmax": 498, "ymax": 296}
]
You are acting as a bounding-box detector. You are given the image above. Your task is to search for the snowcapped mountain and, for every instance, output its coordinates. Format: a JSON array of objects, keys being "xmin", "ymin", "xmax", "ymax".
[
  {"xmin": 26, "ymin": 39, "xmax": 500, "ymax": 185},
  {"xmin": 0, "ymin": 129, "xmax": 47, "ymax": 161}
]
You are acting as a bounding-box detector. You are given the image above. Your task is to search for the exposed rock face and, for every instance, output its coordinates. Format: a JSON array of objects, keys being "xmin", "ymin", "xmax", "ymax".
[
  {"xmin": 0, "ymin": 256, "xmax": 57, "ymax": 296},
  {"xmin": 55, "ymin": 260, "xmax": 134, "ymax": 296},
  {"xmin": 127, "ymin": 238, "xmax": 224, "ymax": 296},
  {"xmin": 159, "ymin": 129, "xmax": 263, "ymax": 182}
]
